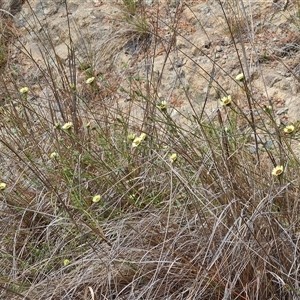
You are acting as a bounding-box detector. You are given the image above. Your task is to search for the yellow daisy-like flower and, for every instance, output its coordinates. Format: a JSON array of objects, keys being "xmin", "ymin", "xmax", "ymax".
[
  {"xmin": 63, "ymin": 259, "xmax": 70, "ymax": 266},
  {"xmin": 0, "ymin": 182, "xmax": 7, "ymax": 190},
  {"xmin": 19, "ymin": 87, "xmax": 29, "ymax": 94},
  {"xmin": 92, "ymin": 195, "xmax": 101, "ymax": 203},
  {"xmin": 139, "ymin": 133, "xmax": 147, "ymax": 140},
  {"xmin": 169, "ymin": 153, "xmax": 177, "ymax": 163},
  {"xmin": 156, "ymin": 100, "xmax": 167, "ymax": 110},
  {"xmin": 127, "ymin": 133, "xmax": 136, "ymax": 141},
  {"xmin": 62, "ymin": 122, "xmax": 73, "ymax": 130},
  {"xmin": 50, "ymin": 152, "xmax": 58, "ymax": 159},
  {"xmin": 132, "ymin": 137, "xmax": 142, "ymax": 148},
  {"xmin": 235, "ymin": 73, "xmax": 244, "ymax": 81},
  {"xmin": 272, "ymin": 166, "xmax": 284, "ymax": 176},
  {"xmin": 283, "ymin": 125, "xmax": 295, "ymax": 134},
  {"xmin": 221, "ymin": 95, "xmax": 232, "ymax": 106},
  {"xmin": 86, "ymin": 77, "xmax": 95, "ymax": 84}
]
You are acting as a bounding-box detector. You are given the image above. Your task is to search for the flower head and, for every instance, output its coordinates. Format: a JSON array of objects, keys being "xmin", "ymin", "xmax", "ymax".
[
  {"xmin": 169, "ymin": 153, "xmax": 177, "ymax": 163},
  {"xmin": 50, "ymin": 152, "xmax": 58, "ymax": 159},
  {"xmin": 132, "ymin": 137, "xmax": 142, "ymax": 148},
  {"xmin": 129, "ymin": 194, "xmax": 137, "ymax": 201},
  {"xmin": 19, "ymin": 87, "xmax": 29, "ymax": 94},
  {"xmin": 63, "ymin": 259, "xmax": 70, "ymax": 266},
  {"xmin": 0, "ymin": 182, "xmax": 6, "ymax": 190},
  {"xmin": 92, "ymin": 195, "xmax": 101, "ymax": 203},
  {"xmin": 235, "ymin": 73, "xmax": 244, "ymax": 81},
  {"xmin": 272, "ymin": 166, "xmax": 284, "ymax": 177},
  {"xmin": 62, "ymin": 122, "xmax": 73, "ymax": 130},
  {"xmin": 283, "ymin": 125, "xmax": 295, "ymax": 134},
  {"xmin": 156, "ymin": 100, "xmax": 167, "ymax": 110},
  {"xmin": 86, "ymin": 77, "xmax": 95, "ymax": 84},
  {"xmin": 221, "ymin": 95, "xmax": 232, "ymax": 106},
  {"xmin": 127, "ymin": 133, "xmax": 136, "ymax": 141},
  {"xmin": 139, "ymin": 133, "xmax": 147, "ymax": 140}
]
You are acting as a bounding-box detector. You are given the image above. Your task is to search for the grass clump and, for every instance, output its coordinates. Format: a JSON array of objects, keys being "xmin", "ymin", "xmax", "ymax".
[{"xmin": 1, "ymin": 0, "xmax": 300, "ymax": 299}]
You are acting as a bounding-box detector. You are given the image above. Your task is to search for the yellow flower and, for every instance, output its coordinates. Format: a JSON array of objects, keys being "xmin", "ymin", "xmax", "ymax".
[
  {"xmin": 221, "ymin": 95, "xmax": 232, "ymax": 106},
  {"xmin": 129, "ymin": 194, "xmax": 136, "ymax": 201},
  {"xmin": 235, "ymin": 73, "xmax": 244, "ymax": 81},
  {"xmin": 127, "ymin": 133, "xmax": 136, "ymax": 141},
  {"xmin": 139, "ymin": 133, "xmax": 147, "ymax": 140},
  {"xmin": 86, "ymin": 122, "xmax": 91, "ymax": 128},
  {"xmin": 156, "ymin": 100, "xmax": 167, "ymax": 110},
  {"xmin": 92, "ymin": 195, "xmax": 101, "ymax": 203},
  {"xmin": 283, "ymin": 125, "xmax": 295, "ymax": 134},
  {"xmin": 169, "ymin": 153, "xmax": 177, "ymax": 163},
  {"xmin": 62, "ymin": 122, "xmax": 73, "ymax": 130},
  {"xmin": 86, "ymin": 77, "xmax": 95, "ymax": 84},
  {"xmin": 132, "ymin": 137, "xmax": 142, "ymax": 148},
  {"xmin": 19, "ymin": 87, "xmax": 29, "ymax": 94},
  {"xmin": 50, "ymin": 152, "xmax": 58, "ymax": 159},
  {"xmin": 0, "ymin": 182, "xmax": 6, "ymax": 190},
  {"xmin": 272, "ymin": 166, "xmax": 283, "ymax": 176},
  {"xmin": 63, "ymin": 259, "xmax": 70, "ymax": 266}
]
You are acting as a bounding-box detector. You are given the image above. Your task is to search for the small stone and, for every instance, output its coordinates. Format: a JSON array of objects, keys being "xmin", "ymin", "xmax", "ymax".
[
  {"xmin": 54, "ymin": 43, "xmax": 69, "ymax": 61},
  {"xmin": 175, "ymin": 60, "xmax": 186, "ymax": 68},
  {"xmin": 264, "ymin": 140, "xmax": 274, "ymax": 149},
  {"xmin": 176, "ymin": 36, "xmax": 187, "ymax": 49},
  {"xmin": 203, "ymin": 40, "xmax": 211, "ymax": 49},
  {"xmin": 248, "ymin": 145, "xmax": 257, "ymax": 154},
  {"xmin": 221, "ymin": 37, "xmax": 231, "ymax": 46},
  {"xmin": 276, "ymin": 107, "xmax": 288, "ymax": 115},
  {"xmin": 215, "ymin": 45, "xmax": 222, "ymax": 52},
  {"xmin": 44, "ymin": 7, "xmax": 56, "ymax": 15}
]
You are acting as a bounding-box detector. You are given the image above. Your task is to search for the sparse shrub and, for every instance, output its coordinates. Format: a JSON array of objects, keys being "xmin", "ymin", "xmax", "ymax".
[{"xmin": 1, "ymin": 0, "xmax": 300, "ymax": 299}]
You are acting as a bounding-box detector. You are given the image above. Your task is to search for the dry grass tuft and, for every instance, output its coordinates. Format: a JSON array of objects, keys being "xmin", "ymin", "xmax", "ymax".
[{"xmin": 1, "ymin": 0, "xmax": 300, "ymax": 299}]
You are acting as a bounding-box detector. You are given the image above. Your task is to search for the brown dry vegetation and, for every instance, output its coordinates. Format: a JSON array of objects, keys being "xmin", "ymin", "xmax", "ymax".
[{"xmin": 1, "ymin": 0, "xmax": 300, "ymax": 299}]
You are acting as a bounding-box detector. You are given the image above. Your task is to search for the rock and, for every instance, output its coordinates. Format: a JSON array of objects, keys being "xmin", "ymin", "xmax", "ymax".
[
  {"xmin": 276, "ymin": 107, "xmax": 288, "ymax": 115},
  {"xmin": 54, "ymin": 43, "xmax": 69, "ymax": 61},
  {"xmin": 215, "ymin": 45, "xmax": 222, "ymax": 52},
  {"xmin": 176, "ymin": 36, "xmax": 188, "ymax": 49},
  {"xmin": 43, "ymin": 6, "xmax": 56, "ymax": 15}
]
